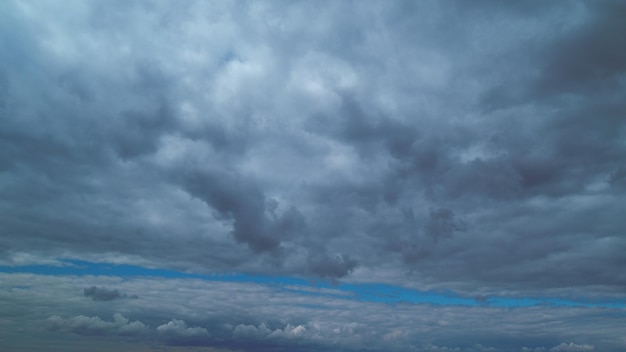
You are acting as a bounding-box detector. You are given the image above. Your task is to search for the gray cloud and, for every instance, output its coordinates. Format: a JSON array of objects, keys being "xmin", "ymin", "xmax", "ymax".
[
  {"xmin": 1, "ymin": 0, "xmax": 626, "ymax": 350},
  {"xmin": 307, "ymin": 252, "xmax": 358, "ymax": 279},
  {"xmin": 424, "ymin": 208, "xmax": 467, "ymax": 242},
  {"xmin": 181, "ymin": 169, "xmax": 282, "ymax": 253},
  {"xmin": 3, "ymin": 273, "xmax": 622, "ymax": 352},
  {"xmin": 83, "ymin": 286, "xmax": 125, "ymax": 301},
  {"xmin": 0, "ymin": 0, "xmax": 623, "ymax": 292}
]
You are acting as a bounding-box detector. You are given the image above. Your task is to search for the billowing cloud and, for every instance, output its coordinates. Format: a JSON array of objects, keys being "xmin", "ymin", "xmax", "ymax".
[
  {"xmin": 1, "ymin": 0, "xmax": 625, "ymax": 351},
  {"xmin": 549, "ymin": 343, "xmax": 595, "ymax": 352},
  {"xmin": 157, "ymin": 319, "xmax": 211, "ymax": 346},
  {"xmin": 47, "ymin": 313, "xmax": 147, "ymax": 336},
  {"xmin": 1, "ymin": 0, "xmax": 624, "ymax": 291}
]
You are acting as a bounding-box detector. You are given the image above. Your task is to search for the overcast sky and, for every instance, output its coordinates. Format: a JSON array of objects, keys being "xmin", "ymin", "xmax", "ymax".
[{"xmin": 1, "ymin": 0, "xmax": 625, "ymax": 351}]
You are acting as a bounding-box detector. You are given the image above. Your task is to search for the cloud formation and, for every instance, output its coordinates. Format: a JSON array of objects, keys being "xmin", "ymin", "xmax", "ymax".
[
  {"xmin": 2, "ymin": 0, "xmax": 625, "ymax": 291},
  {"xmin": 549, "ymin": 343, "xmax": 595, "ymax": 352},
  {"xmin": 1, "ymin": 0, "xmax": 625, "ymax": 351},
  {"xmin": 83, "ymin": 286, "xmax": 124, "ymax": 301},
  {"xmin": 2, "ymin": 273, "xmax": 624, "ymax": 352},
  {"xmin": 47, "ymin": 313, "xmax": 147, "ymax": 337},
  {"xmin": 157, "ymin": 319, "xmax": 211, "ymax": 346}
]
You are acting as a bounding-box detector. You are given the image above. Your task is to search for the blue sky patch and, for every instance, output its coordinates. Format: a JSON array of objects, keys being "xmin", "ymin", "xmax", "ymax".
[{"xmin": 1, "ymin": 259, "xmax": 624, "ymax": 309}]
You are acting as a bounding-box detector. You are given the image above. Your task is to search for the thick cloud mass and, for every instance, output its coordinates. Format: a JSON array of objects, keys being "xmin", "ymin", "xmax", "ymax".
[
  {"xmin": 1, "ymin": 0, "xmax": 625, "ymax": 293},
  {"xmin": 1, "ymin": 0, "xmax": 625, "ymax": 350}
]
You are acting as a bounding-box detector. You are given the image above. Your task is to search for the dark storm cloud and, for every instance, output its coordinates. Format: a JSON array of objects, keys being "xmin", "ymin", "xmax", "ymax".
[
  {"xmin": 1, "ymin": 1, "xmax": 625, "ymax": 343},
  {"xmin": 531, "ymin": 2, "xmax": 626, "ymax": 99},
  {"xmin": 181, "ymin": 169, "xmax": 283, "ymax": 253}
]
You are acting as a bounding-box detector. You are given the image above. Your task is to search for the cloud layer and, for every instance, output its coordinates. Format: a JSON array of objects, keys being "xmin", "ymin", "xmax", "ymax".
[
  {"xmin": 1, "ymin": 0, "xmax": 625, "ymax": 350},
  {"xmin": 2, "ymin": 273, "xmax": 624, "ymax": 351}
]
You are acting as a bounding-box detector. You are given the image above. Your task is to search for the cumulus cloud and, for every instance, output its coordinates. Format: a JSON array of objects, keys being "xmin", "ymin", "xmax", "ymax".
[
  {"xmin": 232, "ymin": 322, "xmax": 306, "ymax": 341},
  {"xmin": 157, "ymin": 319, "xmax": 210, "ymax": 345},
  {"xmin": 522, "ymin": 348, "xmax": 547, "ymax": 352},
  {"xmin": 47, "ymin": 313, "xmax": 147, "ymax": 336},
  {"xmin": 549, "ymin": 343, "xmax": 595, "ymax": 352}
]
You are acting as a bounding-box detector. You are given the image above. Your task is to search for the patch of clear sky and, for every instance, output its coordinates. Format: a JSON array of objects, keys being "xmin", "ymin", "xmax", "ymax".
[{"xmin": 1, "ymin": 259, "xmax": 624, "ymax": 309}]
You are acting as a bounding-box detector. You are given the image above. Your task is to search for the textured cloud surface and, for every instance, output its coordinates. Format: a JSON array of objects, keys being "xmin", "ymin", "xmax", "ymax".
[
  {"xmin": 2, "ymin": 273, "xmax": 624, "ymax": 352},
  {"xmin": 1, "ymin": 0, "xmax": 625, "ymax": 351}
]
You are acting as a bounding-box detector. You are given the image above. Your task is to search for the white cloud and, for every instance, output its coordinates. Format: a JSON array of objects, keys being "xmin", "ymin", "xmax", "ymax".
[
  {"xmin": 549, "ymin": 342, "xmax": 594, "ymax": 352},
  {"xmin": 47, "ymin": 313, "xmax": 147, "ymax": 336},
  {"xmin": 157, "ymin": 319, "xmax": 209, "ymax": 338}
]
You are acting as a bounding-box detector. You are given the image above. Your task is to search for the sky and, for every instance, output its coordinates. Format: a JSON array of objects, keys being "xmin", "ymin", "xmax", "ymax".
[{"xmin": 1, "ymin": 0, "xmax": 625, "ymax": 351}]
